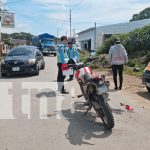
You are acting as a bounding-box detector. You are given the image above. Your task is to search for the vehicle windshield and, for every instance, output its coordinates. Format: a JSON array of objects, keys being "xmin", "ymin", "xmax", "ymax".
[
  {"xmin": 7, "ymin": 47, "xmax": 34, "ymax": 56},
  {"xmin": 42, "ymin": 40, "xmax": 55, "ymax": 46}
]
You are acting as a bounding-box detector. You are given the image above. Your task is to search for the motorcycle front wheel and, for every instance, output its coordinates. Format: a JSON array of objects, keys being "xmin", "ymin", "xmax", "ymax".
[{"xmin": 93, "ymin": 95, "xmax": 114, "ymax": 130}]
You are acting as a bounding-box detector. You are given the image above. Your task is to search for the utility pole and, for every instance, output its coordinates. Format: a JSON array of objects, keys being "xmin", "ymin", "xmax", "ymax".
[
  {"xmin": 70, "ymin": 9, "xmax": 72, "ymax": 38},
  {"xmin": 73, "ymin": 28, "xmax": 75, "ymax": 44},
  {"xmin": 0, "ymin": 1, "xmax": 2, "ymax": 58},
  {"xmin": 73, "ymin": 28, "xmax": 75, "ymax": 38},
  {"xmin": 94, "ymin": 22, "xmax": 97, "ymax": 51}
]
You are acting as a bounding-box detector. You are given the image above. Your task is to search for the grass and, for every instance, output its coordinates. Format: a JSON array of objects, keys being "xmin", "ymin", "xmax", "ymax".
[
  {"xmin": 79, "ymin": 52, "xmax": 145, "ymax": 78},
  {"xmin": 124, "ymin": 66, "xmax": 143, "ymax": 77}
]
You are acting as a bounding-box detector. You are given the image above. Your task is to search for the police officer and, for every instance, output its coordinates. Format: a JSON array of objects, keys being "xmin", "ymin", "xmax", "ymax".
[
  {"xmin": 57, "ymin": 36, "xmax": 69, "ymax": 94},
  {"xmin": 67, "ymin": 41, "xmax": 79, "ymax": 81}
]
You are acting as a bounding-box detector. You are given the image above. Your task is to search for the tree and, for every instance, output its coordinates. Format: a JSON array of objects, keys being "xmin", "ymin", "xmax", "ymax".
[
  {"xmin": 1, "ymin": 32, "xmax": 33, "ymax": 44},
  {"xmin": 130, "ymin": 7, "xmax": 150, "ymax": 22}
]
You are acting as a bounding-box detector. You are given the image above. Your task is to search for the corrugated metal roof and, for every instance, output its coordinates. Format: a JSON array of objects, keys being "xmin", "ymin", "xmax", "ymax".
[
  {"xmin": 77, "ymin": 18, "xmax": 150, "ymax": 35},
  {"xmin": 77, "ymin": 27, "xmax": 95, "ymax": 35}
]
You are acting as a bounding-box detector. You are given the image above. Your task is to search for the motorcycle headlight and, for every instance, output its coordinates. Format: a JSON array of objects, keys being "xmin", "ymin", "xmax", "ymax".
[
  {"xmin": 1, "ymin": 60, "xmax": 5, "ymax": 65},
  {"xmin": 27, "ymin": 59, "xmax": 36, "ymax": 65}
]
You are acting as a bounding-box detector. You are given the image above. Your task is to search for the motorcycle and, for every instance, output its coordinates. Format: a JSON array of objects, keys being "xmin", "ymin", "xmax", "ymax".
[{"xmin": 66, "ymin": 58, "xmax": 114, "ymax": 130}]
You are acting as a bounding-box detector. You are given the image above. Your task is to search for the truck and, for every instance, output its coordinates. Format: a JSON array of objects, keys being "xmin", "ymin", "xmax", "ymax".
[{"xmin": 32, "ymin": 33, "xmax": 56, "ymax": 56}]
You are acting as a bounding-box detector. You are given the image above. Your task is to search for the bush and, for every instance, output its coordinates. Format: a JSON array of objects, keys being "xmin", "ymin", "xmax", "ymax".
[
  {"xmin": 97, "ymin": 35, "xmax": 116, "ymax": 55},
  {"xmin": 97, "ymin": 25, "xmax": 150, "ymax": 67},
  {"xmin": 128, "ymin": 59, "xmax": 136, "ymax": 67}
]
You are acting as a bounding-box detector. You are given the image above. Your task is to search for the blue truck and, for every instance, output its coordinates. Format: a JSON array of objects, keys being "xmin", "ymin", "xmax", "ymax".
[{"xmin": 32, "ymin": 33, "xmax": 56, "ymax": 56}]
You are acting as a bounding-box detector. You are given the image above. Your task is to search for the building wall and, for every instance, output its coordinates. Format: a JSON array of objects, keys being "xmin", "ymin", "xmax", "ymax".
[
  {"xmin": 96, "ymin": 32, "xmax": 104, "ymax": 49},
  {"xmin": 96, "ymin": 19, "xmax": 150, "ymax": 35},
  {"xmin": 78, "ymin": 29, "xmax": 95, "ymax": 50},
  {"xmin": 77, "ymin": 18, "xmax": 150, "ymax": 51}
]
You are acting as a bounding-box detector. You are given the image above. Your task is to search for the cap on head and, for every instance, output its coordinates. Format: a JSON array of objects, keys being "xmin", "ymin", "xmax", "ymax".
[
  {"xmin": 115, "ymin": 37, "xmax": 121, "ymax": 44},
  {"xmin": 61, "ymin": 36, "xmax": 68, "ymax": 41}
]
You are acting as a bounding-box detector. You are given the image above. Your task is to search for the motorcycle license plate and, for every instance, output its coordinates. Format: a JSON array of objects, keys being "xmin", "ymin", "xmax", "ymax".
[{"xmin": 98, "ymin": 85, "xmax": 108, "ymax": 95}]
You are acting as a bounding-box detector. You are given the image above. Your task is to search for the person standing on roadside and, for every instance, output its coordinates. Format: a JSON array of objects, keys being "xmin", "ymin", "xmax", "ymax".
[
  {"xmin": 57, "ymin": 36, "xmax": 69, "ymax": 94},
  {"xmin": 108, "ymin": 38, "xmax": 128, "ymax": 90},
  {"xmin": 67, "ymin": 41, "xmax": 79, "ymax": 81}
]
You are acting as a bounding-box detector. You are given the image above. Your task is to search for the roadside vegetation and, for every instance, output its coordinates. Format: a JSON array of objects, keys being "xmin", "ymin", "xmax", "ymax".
[
  {"xmin": 80, "ymin": 8, "xmax": 150, "ymax": 77},
  {"xmin": 80, "ymin": 24, "xmax": 150, "ymax": 77},
  {"xmin": 1, "ymin": 32, "xmax": 33, "ymax": 45},
  {"xmin": 96, "ymin": 25, "xmax": 150, "ymax": 77}
]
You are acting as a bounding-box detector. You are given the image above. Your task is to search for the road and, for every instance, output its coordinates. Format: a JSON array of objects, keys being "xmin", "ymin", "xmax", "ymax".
[{"xmin": 0, "ymin": 56, "xmax": 150, "ymax": 150}]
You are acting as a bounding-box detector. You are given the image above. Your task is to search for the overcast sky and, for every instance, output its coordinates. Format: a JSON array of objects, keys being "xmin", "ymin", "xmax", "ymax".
[{"xmin": 2, "ymin": 0, "xmax": 150, "ymax": 36}]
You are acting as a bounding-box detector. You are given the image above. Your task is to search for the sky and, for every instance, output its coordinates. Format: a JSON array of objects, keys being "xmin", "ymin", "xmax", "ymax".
[{"xmin": 1, "ymin": 0, "xmax": 150, "ymax": 36}]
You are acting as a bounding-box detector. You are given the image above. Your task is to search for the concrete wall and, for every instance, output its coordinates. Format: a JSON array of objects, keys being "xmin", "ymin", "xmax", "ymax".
[{"xmin": 78, "ymin": 29, "xmax": 95, "ymax": 50}]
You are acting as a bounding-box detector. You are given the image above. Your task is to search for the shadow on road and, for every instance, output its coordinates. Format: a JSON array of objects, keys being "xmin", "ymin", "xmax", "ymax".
[
  {"xmin": 137, "ymin": 91, "xmax": 150, "ymax": 101},
  {"xmin": 109, "ymin": 89, "xmax": 118, "ymax": 92},
  {"xmin": 74, "ymin": 102, "xmax": 88, "ymax": 111},
  {"xmin": 0, "ymin": 74, "xmax": 33, "ymax": 80},
  {"xmin": 36, "ymin": 90, "xmax": 56, "ymax": 98},
  {"xmin": 111, "ymin": 108, "xmax": 125, "ymax": 115},
  {"xmin": 60, "ymin": 102, "xmax": 112, "ymax": 145}
]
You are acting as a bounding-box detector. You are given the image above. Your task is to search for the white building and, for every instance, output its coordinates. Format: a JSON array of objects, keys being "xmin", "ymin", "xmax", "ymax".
[{"xmin": 77, "ymin": 18, "xmax": 150, "ymax": 51}]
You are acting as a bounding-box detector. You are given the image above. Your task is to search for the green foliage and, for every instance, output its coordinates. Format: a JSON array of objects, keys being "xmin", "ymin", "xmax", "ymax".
[
  {"xmin": 1, "ymin": 32, "xmax": 33, "ymax": 44},
  {"xmin": 128, "ymin": 59, "xmax": 137, "ymax": 67},
  {"xmin": 130, "ymin": 7, "xmax": 150, "ymax": 21},
  {"xmin": 79, "ymin": 51, "xmax": 89, "ymax": 62},
  {"xmin": 96, "ymin": 25, "xmax": 150, "ymax": 76},
  {"xmin": 97, "ymin": 35, "xmax": 117, "ymax": 55},
  {"xmin": 124, "ymin": 66, "xmax": 143, "ymax": 77},
  {"xmin": 11, "ymin": 32, "xmax": 33, "ymax": 41},
  {"xmin": 97, "ymin": 25, "xmax": 150, "ymax": 63}
]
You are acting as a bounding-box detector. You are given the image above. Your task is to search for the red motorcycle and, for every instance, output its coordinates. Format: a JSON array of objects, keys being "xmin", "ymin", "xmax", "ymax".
[{"xmin": 67, "ymin": 58, "xmax": 114, "ymax": 130}]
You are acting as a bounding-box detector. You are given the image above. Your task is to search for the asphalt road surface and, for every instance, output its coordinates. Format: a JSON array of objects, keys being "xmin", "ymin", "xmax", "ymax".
[{"xmin": 0, "ymin": 56, "xmax": 150, "ymax": 150}]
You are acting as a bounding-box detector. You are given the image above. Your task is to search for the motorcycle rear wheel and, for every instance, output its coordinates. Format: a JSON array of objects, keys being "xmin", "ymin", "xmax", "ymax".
[{"xmin": 93, "ymin": 95, "xmax": 114, "ymax": 130}]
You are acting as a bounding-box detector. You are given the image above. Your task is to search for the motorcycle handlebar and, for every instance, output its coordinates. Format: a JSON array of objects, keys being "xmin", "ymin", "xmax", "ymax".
[{"xmin": 63, "ymin": 57, "xmax": 98, "ymax": 70}]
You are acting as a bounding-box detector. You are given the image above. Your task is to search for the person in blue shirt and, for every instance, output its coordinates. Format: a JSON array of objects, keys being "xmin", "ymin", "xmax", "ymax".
[
  {"xmin": 67, "ymin": 41, "xmax": 79, "ymax": 81},
  {"xmin": 57, "ymin": 36, "xmax": 69, "ymax": 94}
]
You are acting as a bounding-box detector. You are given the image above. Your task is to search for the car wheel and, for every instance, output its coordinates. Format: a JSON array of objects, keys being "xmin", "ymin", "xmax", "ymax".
[
  {"xmin": 54, "ymin": 54, "xmax": 56, "ymax": 57},
  {"xmin": 1, "ymin": 73, "xmax": 7, "ymax": 77},
  {"xmin": 41, "ymin": 62, "xmax": 45, "ymax": 70},
  {"xmin": 34, "ymin": 65, "xmax": 39, "ymax": 76},
  {"xmin": 146, "ymin": 86, "xmax": 150, "ymax": 92}
]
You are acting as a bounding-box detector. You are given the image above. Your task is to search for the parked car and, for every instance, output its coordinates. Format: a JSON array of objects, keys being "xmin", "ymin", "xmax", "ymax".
[
  {"xmin": 142, "ymin": 62, "xmax": 150, "ymax": 92},
  {"xmin": 1, "ymin": 46, "xmax": 45, "ymax": 77}
]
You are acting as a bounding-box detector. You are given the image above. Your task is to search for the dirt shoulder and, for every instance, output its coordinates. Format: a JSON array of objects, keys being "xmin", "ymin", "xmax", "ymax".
[{"xmin": 96, "ymin": 69, "xmax": 150, "ymax": 102}]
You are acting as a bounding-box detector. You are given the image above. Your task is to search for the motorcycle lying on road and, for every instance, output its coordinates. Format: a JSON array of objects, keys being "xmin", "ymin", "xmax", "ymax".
[{"xmin": 64, "ymin": 58, "xmax": 114, "ymax": 130}]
